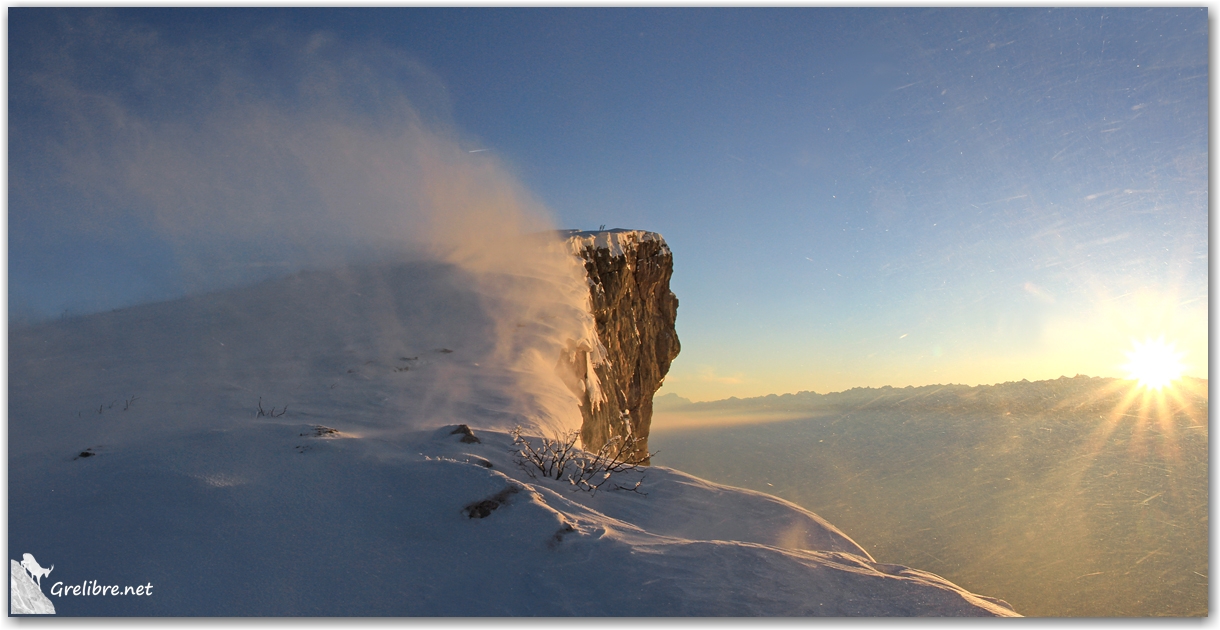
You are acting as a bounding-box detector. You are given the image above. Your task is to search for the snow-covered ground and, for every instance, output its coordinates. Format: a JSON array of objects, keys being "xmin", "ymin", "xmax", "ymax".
[{"xmin": 9, "ymin": 258, "xmax": 1017, "ymax": 616}]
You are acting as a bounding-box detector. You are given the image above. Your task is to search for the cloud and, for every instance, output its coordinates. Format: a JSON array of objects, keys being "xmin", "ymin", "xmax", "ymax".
[
  {"xmin": 695, "ymin": 366, "xmax": 746, "ymax": 385},
  {"xmin": 1021, "ymin": 282, "xmax": 1056, "ymax": 304}
]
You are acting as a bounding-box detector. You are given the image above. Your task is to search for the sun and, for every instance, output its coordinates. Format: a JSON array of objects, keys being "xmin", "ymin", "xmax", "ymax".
[{"xmin": 1120, "ymin": 336, "xmax": 1186, "ymax": 390}]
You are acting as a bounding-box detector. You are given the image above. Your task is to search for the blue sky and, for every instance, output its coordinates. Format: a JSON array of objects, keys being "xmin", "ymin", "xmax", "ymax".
[{"xmin": 9, "ymin": 8, "xmax": 1209, "ymax": 400}]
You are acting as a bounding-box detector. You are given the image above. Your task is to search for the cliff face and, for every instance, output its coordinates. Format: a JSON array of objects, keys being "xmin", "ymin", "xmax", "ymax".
[{"xmin": 559, "ymin": 230, "xmax": 680, "ymax": 463}]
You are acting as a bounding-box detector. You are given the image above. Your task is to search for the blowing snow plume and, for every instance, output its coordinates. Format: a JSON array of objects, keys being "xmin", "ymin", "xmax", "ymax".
[{"xmin": 10, "ymin": 12, "xmax": 593, "ymax": 437}]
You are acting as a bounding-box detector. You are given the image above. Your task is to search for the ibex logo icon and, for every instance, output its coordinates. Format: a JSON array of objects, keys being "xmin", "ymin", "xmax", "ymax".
[
  {"xmin": 11, "ymin": 552, "xmax": 56, "ymax": 614},
  {"xmin": 21, "ymin": 554, "xmax": 53, "ymax": 587}
]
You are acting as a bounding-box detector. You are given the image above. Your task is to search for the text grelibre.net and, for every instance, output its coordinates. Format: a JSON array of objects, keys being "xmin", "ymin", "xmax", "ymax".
[{"xmin": 49, "ymin": 581, "xmax": 154, "ymax": 597}]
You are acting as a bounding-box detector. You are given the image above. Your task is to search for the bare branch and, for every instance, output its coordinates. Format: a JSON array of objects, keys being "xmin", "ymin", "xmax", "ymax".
[{"xmin": 511, "ymin": 426, "xmax": 652, "ymax": 495}]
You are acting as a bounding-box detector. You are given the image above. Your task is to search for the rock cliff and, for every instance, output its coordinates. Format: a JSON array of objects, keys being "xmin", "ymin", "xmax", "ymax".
[{"xmin": 559, "ymin": 229, "xmax": 680, "ymax": 463}]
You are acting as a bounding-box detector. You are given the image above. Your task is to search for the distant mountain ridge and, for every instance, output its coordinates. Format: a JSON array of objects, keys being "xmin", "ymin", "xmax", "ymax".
[{"xmin": 658, "ymin": 375, "xmax": 1209, "ymax": 417}]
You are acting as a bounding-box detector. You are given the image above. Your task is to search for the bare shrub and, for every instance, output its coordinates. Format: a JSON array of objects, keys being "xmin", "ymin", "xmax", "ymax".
[
  {"xmin": 256, "ymin": 397, "xmax": 288, "ymax": 418},
  {"xmin": 510, "ymin": 427, "xmax": 652, "ymax": 495}
]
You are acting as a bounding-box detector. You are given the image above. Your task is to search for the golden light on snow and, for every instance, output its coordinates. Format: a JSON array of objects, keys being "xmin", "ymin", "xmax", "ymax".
[{"xmin": 1120, "ymin": 336, "xmax": 1186, "ymax": 391}]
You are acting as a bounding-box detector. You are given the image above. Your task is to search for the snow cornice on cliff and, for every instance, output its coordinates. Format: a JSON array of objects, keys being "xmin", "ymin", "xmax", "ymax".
[{"xmin": 561, "ymin": 229, "xmax": 670, "ymax": 258}]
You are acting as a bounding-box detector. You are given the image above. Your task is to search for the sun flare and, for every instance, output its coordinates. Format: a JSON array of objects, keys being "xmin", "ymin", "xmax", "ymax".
[{"xmin": 1121, "ymin": 336, "xmax": 1186, "ymax": 390}]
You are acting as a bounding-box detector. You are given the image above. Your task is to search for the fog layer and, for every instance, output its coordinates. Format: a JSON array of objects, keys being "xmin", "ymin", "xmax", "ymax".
[{"xmin": 652, "ymin": 377, "xmax": 1209, "ymax": 616}]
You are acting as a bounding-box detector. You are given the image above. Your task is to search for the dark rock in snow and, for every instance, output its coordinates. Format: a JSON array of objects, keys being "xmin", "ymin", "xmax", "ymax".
[
  {"xmin": 463, "ymin": 486, "xmax": 519, "ymax": 519},
  {"xmin": 450, "ymin": 424, "xmax": 481, "ymax": 444}
]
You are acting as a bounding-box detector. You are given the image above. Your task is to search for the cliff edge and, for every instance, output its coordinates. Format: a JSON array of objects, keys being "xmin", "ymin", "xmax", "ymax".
[{"xmin": 560, "ymin": 229, "xmax": 680, "ymax": 463}]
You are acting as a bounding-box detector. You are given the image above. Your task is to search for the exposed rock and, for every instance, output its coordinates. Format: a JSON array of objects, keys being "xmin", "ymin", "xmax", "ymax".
[
  {"xmin": 560, "ymin": 230, "xmax": 680, "ymax": 463},
  {"xmin": 10, "ymin": 559, "xmax": 55, "ymax": 615},
  {"xmin": 463, "ymin": 486, "xmax": 520, "ymax": 519},
  {"xmin": 449, "ymin": 424, "xmax": 481, "ymax": 444}
]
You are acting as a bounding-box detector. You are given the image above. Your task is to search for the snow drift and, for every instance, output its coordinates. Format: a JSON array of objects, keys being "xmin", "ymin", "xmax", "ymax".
[{"xmin": 10, "ymin": 256, "xmax": 1018, "ymax": 616}]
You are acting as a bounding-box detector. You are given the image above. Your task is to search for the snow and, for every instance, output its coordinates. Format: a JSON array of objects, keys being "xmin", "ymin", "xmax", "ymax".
[
  {"xmin": 8, "ymin": 257, "xmax": 1017, "ymax": 617},
  {"xmin": 563, "ymin": 228, "xmax": 670, "ymax": 259}
]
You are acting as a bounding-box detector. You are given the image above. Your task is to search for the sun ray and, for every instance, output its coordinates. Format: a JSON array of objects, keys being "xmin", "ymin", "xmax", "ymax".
[{"xmin": 1121, "ymin": 336, "xmax": 1186, "ymax": 391}]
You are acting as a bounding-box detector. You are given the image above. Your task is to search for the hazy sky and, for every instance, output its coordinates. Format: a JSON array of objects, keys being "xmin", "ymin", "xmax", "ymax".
[{"xmin": 9, "ymin": 8, "xmax": 1209, "ymax": 401}]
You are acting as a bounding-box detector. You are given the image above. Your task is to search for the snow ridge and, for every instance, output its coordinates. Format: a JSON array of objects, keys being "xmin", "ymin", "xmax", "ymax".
[
  {"xmin": 8, "ymin": 253, "xmax": 1018, "ymax": 616},
  {"xmin": 562, "ymin": 228, "xmax": 671, "ymax": 258}
]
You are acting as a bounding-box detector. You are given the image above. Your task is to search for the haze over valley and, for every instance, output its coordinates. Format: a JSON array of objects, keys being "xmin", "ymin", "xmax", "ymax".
[{"xmin": 652, "ymin": 376, "xmax": 1208, "ymax": 616}]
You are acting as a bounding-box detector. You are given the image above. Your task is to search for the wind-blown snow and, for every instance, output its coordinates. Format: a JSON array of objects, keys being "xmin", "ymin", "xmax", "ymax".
[
  {"xmin": 9, "ymin": 260, "xmax": 1017, "ymax": 616},
  {"xmin": 563, "ymin": 229, "xmax": 670, "ymax": 259}
]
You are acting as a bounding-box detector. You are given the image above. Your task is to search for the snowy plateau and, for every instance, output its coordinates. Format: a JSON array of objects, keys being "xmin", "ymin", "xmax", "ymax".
[{"xmin": 9, "ymin": 231, "xmax": 1017, "ymax": 616}]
